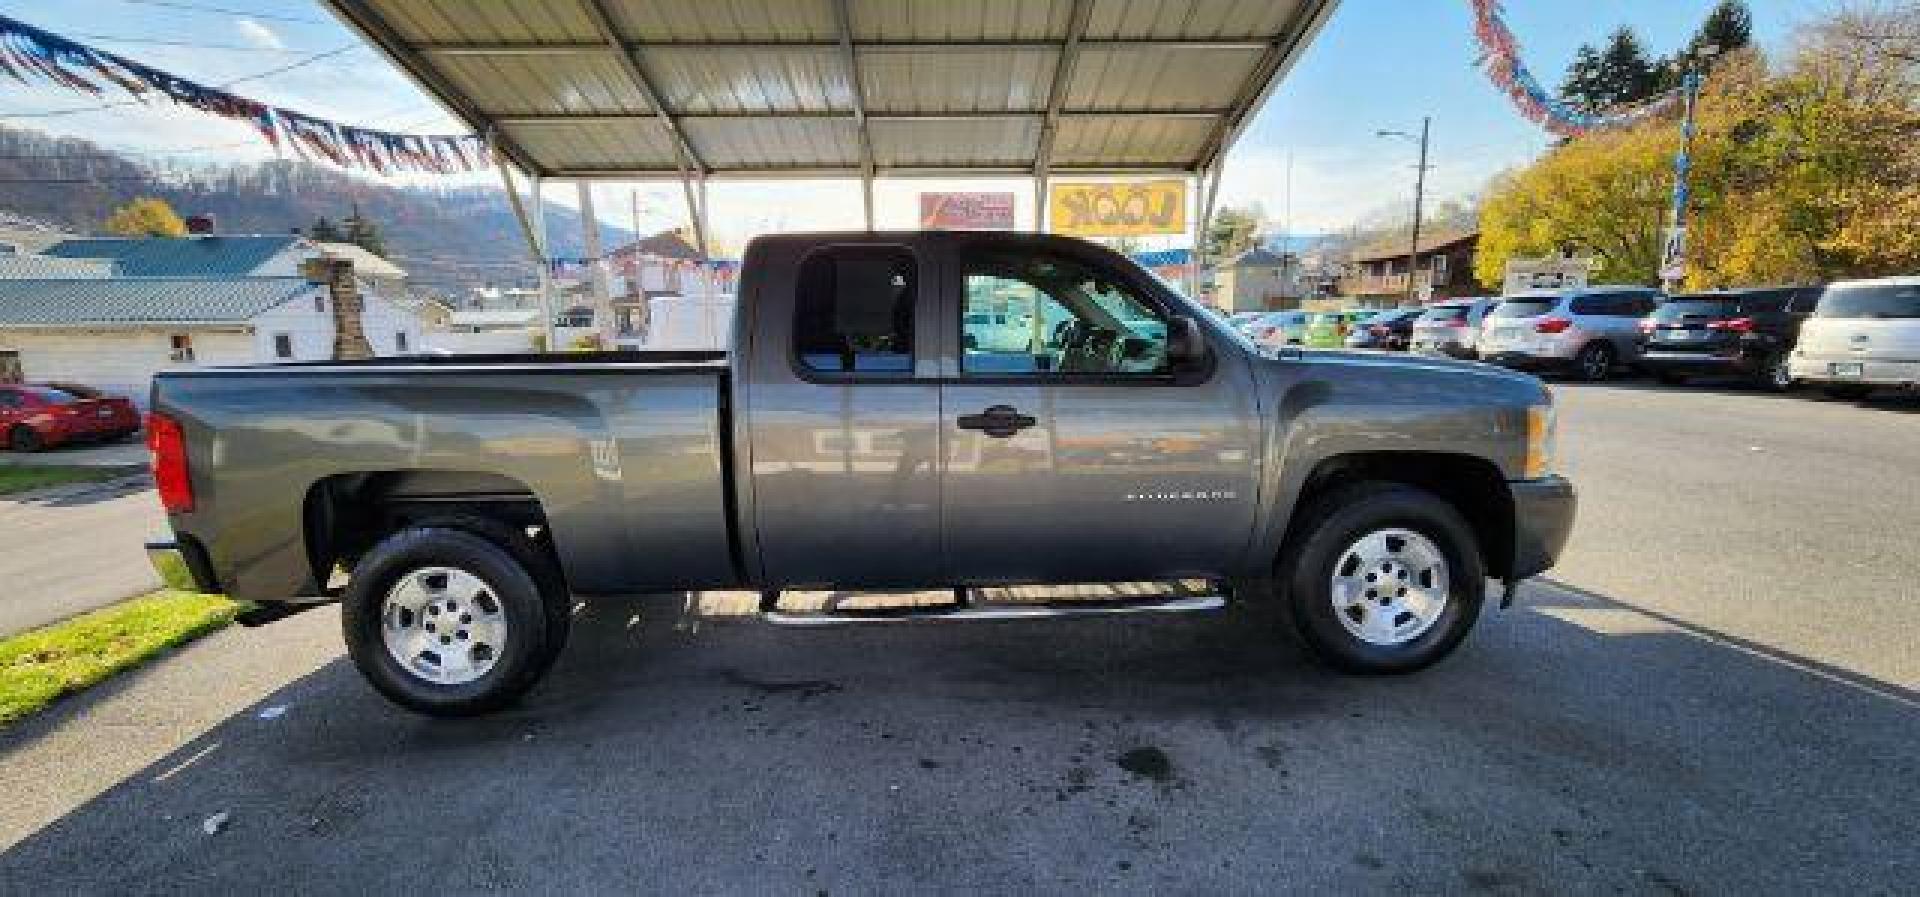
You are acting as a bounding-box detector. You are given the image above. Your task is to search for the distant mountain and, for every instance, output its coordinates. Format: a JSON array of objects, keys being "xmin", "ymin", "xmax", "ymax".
[{"xmin": 0, "ymin": 126, "xmax": 631, "ymax": 293}]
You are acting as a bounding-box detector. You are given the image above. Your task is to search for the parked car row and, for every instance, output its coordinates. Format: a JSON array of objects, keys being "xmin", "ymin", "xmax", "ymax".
[{"xmin": 1221, "ymin": 275, "xmax": 1920, "ymax": 399}]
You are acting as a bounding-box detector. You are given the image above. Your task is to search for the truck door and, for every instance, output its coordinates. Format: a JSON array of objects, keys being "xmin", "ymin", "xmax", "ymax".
[
  {"xmin": 742, "ymin": 240, "xmax": 945, "ymax": 588},
  {"xmin": 937, "ymin": 237, "xmax": 1261, "ymax": 584}
]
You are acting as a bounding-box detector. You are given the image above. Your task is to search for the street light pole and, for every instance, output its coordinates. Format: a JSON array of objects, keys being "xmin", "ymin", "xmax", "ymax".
[
  {"xmin": 1406, "ymin": 116, "xmax": 1430, "ymax": 305},
  {"xmin": 1662, "ymin": 53, "xmax": 1711, "ymax": 293}
]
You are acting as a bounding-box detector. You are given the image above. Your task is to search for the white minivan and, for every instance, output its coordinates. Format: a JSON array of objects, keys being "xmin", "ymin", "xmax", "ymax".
[{"xmin": 1789, "ymin": 277, "xmax": 1920, "ymax": 399}]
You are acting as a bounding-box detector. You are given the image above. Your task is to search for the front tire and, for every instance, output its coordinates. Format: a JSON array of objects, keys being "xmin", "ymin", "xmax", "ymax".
[
  {"xmin": 342, "ymin": 527, "xmax": 563, "ymax": 717},
  {"xmin": 1276, "ymin": 483, "xmax": 1485, "ymax": 674}
]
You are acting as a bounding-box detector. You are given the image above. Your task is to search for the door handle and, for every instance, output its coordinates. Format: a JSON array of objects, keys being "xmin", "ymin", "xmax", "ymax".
[{"xmin": 956, "ymin": 404, "xmax": 1037, "ymax": 438}]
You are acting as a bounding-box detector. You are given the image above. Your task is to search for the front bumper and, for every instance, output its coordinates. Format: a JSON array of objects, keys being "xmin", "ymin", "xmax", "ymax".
[
  {"xmin": 1509, "ymin": 476, "xmax": 1576, "ymax": 582},
  {"xmin": 1789, "ymin": 355, "xmax": 1920, "ymax": 387}
]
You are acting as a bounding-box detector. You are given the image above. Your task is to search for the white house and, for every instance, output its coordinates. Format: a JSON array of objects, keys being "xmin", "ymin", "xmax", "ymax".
[{"xmin": 0, "ymin": 276, "xmax": 421, "ymax": 404}]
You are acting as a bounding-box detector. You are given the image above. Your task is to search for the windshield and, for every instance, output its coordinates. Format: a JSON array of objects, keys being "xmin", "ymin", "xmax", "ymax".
[
  {"xmin": 1650, "ymin": 298, "xmax": 1737, "ymax": 322},
  {"xmin": 1816, "ymin": 284, "xmax": 1920, "ymax": 319},
  {"xmin": 1489, "ymin": 298, "xmax": 1557, "ymax": 319}
]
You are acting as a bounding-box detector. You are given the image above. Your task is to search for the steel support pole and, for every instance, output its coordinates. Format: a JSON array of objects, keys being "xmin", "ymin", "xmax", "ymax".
[
  {"xmin": 529, "ymin": 175, "xmax": 558, "ymax": 351},
  {"xmin": 575, "ymin": 181, "xmax": 613, "ymax": 344}
]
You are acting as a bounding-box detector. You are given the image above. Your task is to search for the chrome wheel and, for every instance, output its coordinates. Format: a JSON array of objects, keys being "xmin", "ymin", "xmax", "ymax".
[
  {"xmin": 1329, "ymin": 528, "xmax": 1450, "ymax": 646},
  {"xmin": 381, "ymin": 566, "xmax": 508, "ymax": 685},
  {"xmin": 1578, "ymin": 344, "xmax": 1612, "ymax": 381}
]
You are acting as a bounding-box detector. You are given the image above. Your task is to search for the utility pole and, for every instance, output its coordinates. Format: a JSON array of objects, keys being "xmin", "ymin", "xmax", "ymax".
[
  {"xmin": 1662, "ymin": 49, "xmax": 1714, "ymax": 292},
  {"xmin": 1406, "ymin": 117, "xmax": 1430, "ymax": 304},
  {"xmin": 1378, "ymin": 117, "xmax": 1432, "ymax": 305}
]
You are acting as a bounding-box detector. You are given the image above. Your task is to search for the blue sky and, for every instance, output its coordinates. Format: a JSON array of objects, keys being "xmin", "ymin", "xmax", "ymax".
[{"xmin": 1, "ymin": 1, "xmax": 1815, "ymax": 247}]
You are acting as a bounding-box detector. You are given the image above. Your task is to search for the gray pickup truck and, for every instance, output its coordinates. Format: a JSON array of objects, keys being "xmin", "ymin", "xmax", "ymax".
[{"xmin": 146, "ymin": 231, "xmax": 1574, "ymax": 716}]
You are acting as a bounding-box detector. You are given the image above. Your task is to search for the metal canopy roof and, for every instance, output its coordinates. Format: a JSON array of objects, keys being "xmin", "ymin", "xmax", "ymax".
[{"xmin": 324, "ymin": 0, "xmax": 1337, "ymax": 180}]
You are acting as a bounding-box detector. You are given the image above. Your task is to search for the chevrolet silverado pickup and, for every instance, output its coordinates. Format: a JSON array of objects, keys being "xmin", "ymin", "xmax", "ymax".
[{"xmin": 145, "ymin": 231, "xmax": 1575, "ymax": 716}]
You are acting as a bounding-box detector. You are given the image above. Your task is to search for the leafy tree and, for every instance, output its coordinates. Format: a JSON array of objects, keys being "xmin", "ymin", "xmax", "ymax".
[
  {"xmin": 1559, "ymin": 44, "xmax": 1609, "ymax": 114},
  {"xmin": 1689, "ymin": 0, "xmax": 1753, "ymax": 59},
  {"xmin": 307, "ymin": 216, "xmax": 343, "ymax": 242},
  {"xmin": 103, "ymin": 197, "xmax": 186, "ymax": 237},
  {"xmin": 1205, "ymin": 205, "xmax": 1263, "ymax": 261},
  {"xmin": 342, "ymin": 203, "xmax": 388, "ymax": 257},
  {"xmin": 1559, "ymin": 27, "xmax": 1663, "ymax": 113}
]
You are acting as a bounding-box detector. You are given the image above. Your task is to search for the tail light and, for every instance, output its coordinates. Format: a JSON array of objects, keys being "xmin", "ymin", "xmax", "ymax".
[
  {"xmin": 1369, "ymin": 324, "xmax": 1389, "ymax": 336},
  {"xmin": 1708, "ymin": 317, "xmax": 1754, "ymax": 333},
  {"xmin": 1535, "ymin": 316, "xmax": 1573, "ymax": 334},
  {"xmin": 146, "ymin": 412, "xmax": 193, "ymax": 513},
  {"xmin": 1638, "ymin": 319, "xmax": 1657, "ymax": 333}
]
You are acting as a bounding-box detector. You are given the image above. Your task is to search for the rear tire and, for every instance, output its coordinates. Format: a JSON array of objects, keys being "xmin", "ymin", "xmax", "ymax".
[
  {"xmin": 1275, "ymin": 482, "xmax": 1485, "ymax": 674},
  {"xmin": 341, "ymin": 526, "xmax": 565, "ymax": 717},
  {"xmin": 1574, "ymin": 342, "xmax": 1614, "ymax": 382},
  {"xmin": 8, "ymin": 425, "xmax": 44, "ymax": 453}
]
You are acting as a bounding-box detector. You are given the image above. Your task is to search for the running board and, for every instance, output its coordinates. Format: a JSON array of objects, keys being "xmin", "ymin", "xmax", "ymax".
[{"xmin": 761, "ymin": 594, "xmax": 1224, "ymax": 626}]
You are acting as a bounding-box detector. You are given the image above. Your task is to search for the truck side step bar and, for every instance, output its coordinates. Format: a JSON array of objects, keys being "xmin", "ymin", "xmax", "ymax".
[{"xmin": 761, "ymin": 594, "xmax": 1224, "ymax": 626}]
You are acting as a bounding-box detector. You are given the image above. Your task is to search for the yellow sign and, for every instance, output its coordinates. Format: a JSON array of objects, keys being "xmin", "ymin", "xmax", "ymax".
[{"xmin": 1048, "ymin": 180, "xmax": 1186, "ymax": 237}]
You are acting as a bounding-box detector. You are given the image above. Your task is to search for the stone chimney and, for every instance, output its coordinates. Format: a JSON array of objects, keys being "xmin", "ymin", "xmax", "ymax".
[
  {"xmin": 185, "ymin": 214, "xmax": 216, "ymax": 235},
  {"xmin": 304, "ymin": 256, "xmax": 373, "ymax": 360}
]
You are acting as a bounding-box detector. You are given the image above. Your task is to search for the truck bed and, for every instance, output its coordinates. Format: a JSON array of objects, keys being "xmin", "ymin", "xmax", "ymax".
[{"xmin": 152, "ymin": 355, "xmax": 739, "ymax": 602}]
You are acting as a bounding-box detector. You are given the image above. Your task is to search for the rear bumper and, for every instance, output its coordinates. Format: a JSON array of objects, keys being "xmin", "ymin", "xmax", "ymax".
[
  {"xmin": 1789, "ymin": 355, "xmax": 1920, "ymax": 387},
  {"xmin": 1508, "ymin": 476, "xmax": 1576, "ymax": 581},
  {"xmin": 145, "ymin": 538, "xmax": 218, "ymax": 593},
  {"xmin": 1639, "ymin": 349, "xmax": 1758, "ymax": 375}
]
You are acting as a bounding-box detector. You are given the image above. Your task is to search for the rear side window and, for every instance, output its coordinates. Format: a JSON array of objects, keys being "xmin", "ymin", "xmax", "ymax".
[
  {"xmin": 1490, "ymin": 298, "xmax": 1556, "ymax": 319},
  {"xmin": 794, "ymin": 246, "xmax": 917, "ymax": 374},
  {"xmin": 1815, "ymin": 284, "xmax": 1920, "ymax": 319}
]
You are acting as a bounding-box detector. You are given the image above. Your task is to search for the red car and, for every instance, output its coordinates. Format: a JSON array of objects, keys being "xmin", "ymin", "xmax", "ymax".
[{"xmin": 0, "ymin": 383, "xmax": 141, "ymax": 452}]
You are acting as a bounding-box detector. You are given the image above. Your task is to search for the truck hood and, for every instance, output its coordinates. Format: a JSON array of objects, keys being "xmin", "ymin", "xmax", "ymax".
[{"xmin": 1282, "ymin": 348, "xmax": 1545, "ymax": 389}]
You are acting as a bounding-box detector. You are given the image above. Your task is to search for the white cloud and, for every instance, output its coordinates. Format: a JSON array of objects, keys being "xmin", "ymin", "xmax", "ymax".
[{"xmin": 234, "ymin": 19, "xmax": 285, "ymax": 50}]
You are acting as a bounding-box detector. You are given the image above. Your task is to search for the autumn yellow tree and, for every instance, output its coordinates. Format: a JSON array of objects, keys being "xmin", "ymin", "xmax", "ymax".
[{"xmin": 103, "ymin": 197, "xmax": 187, "ymax": 238}]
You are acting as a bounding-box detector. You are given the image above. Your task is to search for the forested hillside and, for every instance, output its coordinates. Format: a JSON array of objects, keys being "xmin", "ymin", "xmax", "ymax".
[{"xmin": 0, "ymin": 126, "xmax": 630, "ymax": 292}]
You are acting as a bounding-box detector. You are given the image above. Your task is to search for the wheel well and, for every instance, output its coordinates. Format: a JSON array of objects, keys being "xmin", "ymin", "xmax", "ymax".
[
  {"xmin": 1290, "ymin": 452, "xmax": 1516, "ymax": 579},
  {"xmin": 303, "ymin": 470, "xmax": 554, "ymax": 588}
]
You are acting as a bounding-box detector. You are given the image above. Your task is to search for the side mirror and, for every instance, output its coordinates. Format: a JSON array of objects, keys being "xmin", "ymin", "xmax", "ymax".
[{"xmin": 1166, "ymin": 315, "xmax": 1206, "ymax": 369}]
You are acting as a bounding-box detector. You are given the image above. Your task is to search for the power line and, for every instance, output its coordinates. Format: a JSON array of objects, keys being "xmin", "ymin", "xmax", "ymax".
[
  {"xmin": 114, "ymin": 0, "xmax": 329, "ymax": 26},
  {"xmin": 70, "ymin": 32, "xmax": 325, "ymax": 53},
  {"xmin": 0, "ymin": 44, "xmax": 361, "ymax": 120}
]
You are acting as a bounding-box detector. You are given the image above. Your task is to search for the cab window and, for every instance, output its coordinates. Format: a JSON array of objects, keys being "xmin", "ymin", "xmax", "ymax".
[
  {"xmin": 794, "ymin": 246, "xmax": 916, "ymax": 375},
  {"xmin": 961, "ymin": 251, "xmax": 1169, "ymax": 376}
]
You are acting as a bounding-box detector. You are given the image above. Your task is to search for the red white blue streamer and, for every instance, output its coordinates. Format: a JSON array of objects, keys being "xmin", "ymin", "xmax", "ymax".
[
  {"xmin": 1468, "ymin": 0, "xmax": 1684, "ymax": 136},
  {"xmin": 0, "ymin": 13, "xmax": 488, "ymax": 175}
]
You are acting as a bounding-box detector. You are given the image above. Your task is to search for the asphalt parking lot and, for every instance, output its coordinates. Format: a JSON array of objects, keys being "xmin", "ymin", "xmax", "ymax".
[{"xmin": 2, "ymin": 380, "xmax": 1916, "ymax": 893}]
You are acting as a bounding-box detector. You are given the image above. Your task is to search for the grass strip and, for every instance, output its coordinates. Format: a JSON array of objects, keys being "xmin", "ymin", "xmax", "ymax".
[
  {"xmin": 0, "ymin": 465, "xmax": 139, "ymax": 497},
  {"xmin": 0, "ymin": 590, "xmax": 240, "ymax": 727}
]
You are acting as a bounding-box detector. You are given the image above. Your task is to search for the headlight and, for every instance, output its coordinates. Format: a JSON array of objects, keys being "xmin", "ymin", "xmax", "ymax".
[{"xmin": 1524, "ymin": 403, "xmax": 1557, "ymax": 479}]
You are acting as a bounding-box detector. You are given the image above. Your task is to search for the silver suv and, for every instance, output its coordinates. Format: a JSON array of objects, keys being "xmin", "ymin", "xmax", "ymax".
[{"xmin": 1478, "ymin": 286, "xmax": 1663, "ymax": 381}]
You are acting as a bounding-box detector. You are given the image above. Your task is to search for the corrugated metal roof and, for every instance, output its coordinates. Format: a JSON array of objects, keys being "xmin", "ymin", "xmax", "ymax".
[
  {"xmin": 43, "ymin": 236, "xmax": 302, "ymax": 277},
  {"xmin": 0, "ymin": 256, "xmax": 117, "ymax": 279},
  {"xmin": 324, "ymin": 0, "xmax": 1337, "ymax": 178},
  {"xmin": 0, "ymin": 277, "xmax": 313, "ymax": 326}
]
